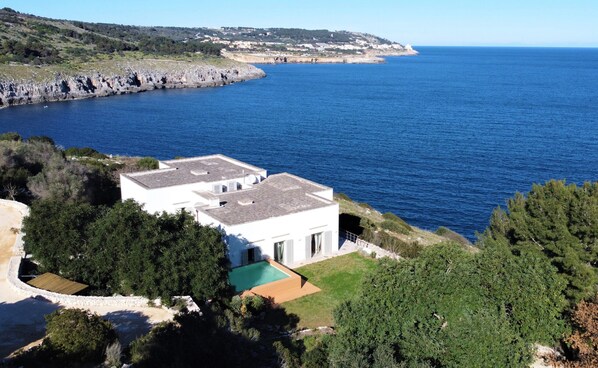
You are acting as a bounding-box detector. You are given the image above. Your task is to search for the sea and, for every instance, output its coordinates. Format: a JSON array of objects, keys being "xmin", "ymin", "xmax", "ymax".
[{"xmin": 1, "ymin": 47, "xmax": 597, "ymax": 240}]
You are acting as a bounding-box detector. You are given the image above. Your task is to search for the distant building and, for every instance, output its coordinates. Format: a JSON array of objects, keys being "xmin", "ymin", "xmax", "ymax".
[{"xmin": 120, "ymin": 155, "xmax": 339, "ymax": 267}]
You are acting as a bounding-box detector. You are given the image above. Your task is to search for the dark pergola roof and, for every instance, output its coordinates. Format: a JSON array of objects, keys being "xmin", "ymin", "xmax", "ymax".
[{"xmin": 26, "ymin": 273, "xmax": 88, "ymax": 295}]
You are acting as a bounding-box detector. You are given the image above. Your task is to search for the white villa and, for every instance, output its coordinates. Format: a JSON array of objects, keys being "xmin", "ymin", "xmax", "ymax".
[{"xmin": 120, "ymin": 155, "xmax": 339, "ymax": 267}]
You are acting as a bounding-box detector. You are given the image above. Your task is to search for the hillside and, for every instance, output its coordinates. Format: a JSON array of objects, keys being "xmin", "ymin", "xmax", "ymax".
[
  {"xmin": 0, "ymin": 7, "xmax": 416, "ymax": 107},
  {"xmin": 0, "ymin": 7, "xmax": 415, "ymax": 66},
  {"xmin": 0, "ymin": 8, "xmax": 267, "ymax": 108},
  {"xmin": 334, "ymin": 193, "xmax": 474, "ymax": 258}
]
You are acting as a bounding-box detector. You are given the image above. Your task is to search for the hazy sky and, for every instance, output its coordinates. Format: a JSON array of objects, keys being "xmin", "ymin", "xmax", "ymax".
[{"xmin": 2, "ymin": 0, "xmax": 597, "ymax": 47}]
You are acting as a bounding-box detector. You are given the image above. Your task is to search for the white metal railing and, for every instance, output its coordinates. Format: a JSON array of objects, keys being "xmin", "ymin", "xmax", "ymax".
[{"xmin": 340, "ymin": 228, "xmax": 401, "ymax": 260}]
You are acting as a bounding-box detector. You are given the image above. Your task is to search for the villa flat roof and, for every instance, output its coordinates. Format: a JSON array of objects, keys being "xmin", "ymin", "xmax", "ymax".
[
  {"xmin": 122, "ymin": 154, "xmax": 265, "ymax": 189},
  {"xmin": 198, "ymin": 173, "xmax": 335, "ymax": 225}
]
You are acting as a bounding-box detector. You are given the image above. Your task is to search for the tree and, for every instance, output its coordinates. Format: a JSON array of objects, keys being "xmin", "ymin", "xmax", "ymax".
[
  {"xmin": 43, "ymin": 308, "xmax": 116, "ymax": 364},
  {"xmin": 22, "ymin": 199, "xmax": 100, "ymax": 276},
  {"xmin": 477, "ymin": 237, "xmax": 568, "ymax": 343},
  {"xmin": 84, "ymin": 199, "xmax": 160, "ymax": 294},
  {"xmin": 27, "ymin": 154, "xmax": 94, "ymax": 202},
  {"xmin": 328, "ymin": 243, "xmax": 566, "ymax": 367},
  {"xmin": 157, "ymin": 211, "xmax": 231, "ymax": 302},
  {"xmin": 486, "ymin": 180, "xmax": 598, "ymax": 304}
]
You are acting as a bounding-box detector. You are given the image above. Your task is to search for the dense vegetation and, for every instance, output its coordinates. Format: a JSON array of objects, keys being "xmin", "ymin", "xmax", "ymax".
[
  {"xmin": 0, "ymin": 7, "xmax": 394, "ymax": 66},
  {"xmin": 129, "ymin": 296, "xmax": 301, "ymax": 367},
  {"xmin": 321, "ymin": 180, "xmax": 598, "ymax": 367},
  {"xmin": 0, "ymin": 7, "xmax": 222, "ymax": 65},
  {"xmin": 486, "ymin": 180, "xmax": 598, "ymax": 304},
  {"xmin": 22, "ymin": 199, "xmax": 231, "ymax": 303},
  {"xmin": 14, "ymin": 309, "xmax": 117, "ymax": 367},
  {"xmin": 3, "ymin": 132, "xmax": 597, "ymax": 367},
  {"xmin": 328, "ymin": 243, "xmax": 566, "ymax": 367},
  {"xmin": 0, "ymin": 133, "xmax": 119, "ymax": 205}
]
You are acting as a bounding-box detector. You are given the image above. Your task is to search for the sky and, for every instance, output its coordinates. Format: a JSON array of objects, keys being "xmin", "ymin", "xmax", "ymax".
[{"xmin": 1, "ymin": 0, "xmax": 597, "ymax": 47}]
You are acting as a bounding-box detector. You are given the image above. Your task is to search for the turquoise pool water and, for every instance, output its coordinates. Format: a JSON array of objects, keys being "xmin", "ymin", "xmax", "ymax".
[{"xmin": 229, "ymin": 261, "xmax": 290, "ymax": 293}]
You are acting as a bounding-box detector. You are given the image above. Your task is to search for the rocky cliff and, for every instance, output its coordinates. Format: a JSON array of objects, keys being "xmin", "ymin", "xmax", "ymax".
[{"xmin": 0, "ymin": 59, "xmax": 265, "ymax": 108}]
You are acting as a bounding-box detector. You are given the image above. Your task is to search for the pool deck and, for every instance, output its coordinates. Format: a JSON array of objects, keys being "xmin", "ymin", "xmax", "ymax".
[
  {"xmin": 241, "ymin": 259, "xmax": 321, "ymax": 303},
  {"xmin": 238, "ymin": 240, "xmax": 359, "ymax": 304}
]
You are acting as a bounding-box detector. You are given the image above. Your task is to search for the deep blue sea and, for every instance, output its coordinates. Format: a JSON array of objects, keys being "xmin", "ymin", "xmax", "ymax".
[{"xmin": 1, "ymin": 47, "xmax": 597, "ymax": 240}]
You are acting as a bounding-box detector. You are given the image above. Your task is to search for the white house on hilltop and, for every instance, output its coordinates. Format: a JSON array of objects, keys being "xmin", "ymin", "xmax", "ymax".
[{"xmin": 120, "ymin": 155, "xmax": 339, "ymax": 267}]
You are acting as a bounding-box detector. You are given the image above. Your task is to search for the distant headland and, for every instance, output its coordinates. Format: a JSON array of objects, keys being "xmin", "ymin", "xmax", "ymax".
[{"xmin": 0, "ymin": 7, "xmax": 416, "ymax": 108}]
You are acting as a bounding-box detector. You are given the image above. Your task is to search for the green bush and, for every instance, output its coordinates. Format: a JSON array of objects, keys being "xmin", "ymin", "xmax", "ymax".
[
  {"xmin": 329, "ymin": 243, "xmax": 567, "ymax": 367},
  {"xmin": 136, "ymin": 156, "xmax": 159, "ymax": 170},
  {"xmin": 377, "ymin": 232, "xmax": 423, "ymax": 258},
  {"xmin": 43, "ymin": 309, "xmax": 116, "ymax": 364},
  {"xmin": 27, "ymin": 135, "xmax": 55, "ymax": 145},
  {"xmin": 64, "ymin": 146, "xmax": 107, "ymax": 159},
  {"xmin": 485, "ymin": 180, "xmax": 598, "ymax": 304},
  {"xmin": 435, "ymin": 226, "xmax": 471, "ymax": 246},
  {"xmin": 380, "ymin": 219, "xmax": 410, "ymax": 235},
  {"xmin": 358, "ymin": 202, "xmax": 374, "ymax": 210},
  {"xmin": 334, "ymin": 192, "xmax": 351, "ymax": 201},
  {"xmin": 382, "ymin": 212, "xmax": 412, "ymax": 231},
  {"xmin": 0, "ymin": 131, "xmax": 22, "ymax": 141},
  {"xmin": 23, "ymin": 199, "xmax": 231, "ymax": 302}
]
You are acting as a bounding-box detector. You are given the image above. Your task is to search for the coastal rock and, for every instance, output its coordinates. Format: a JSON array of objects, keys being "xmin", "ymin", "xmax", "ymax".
[{"xmin": 0, "ymin": 62, "xmax": 266, "ymax": 108}]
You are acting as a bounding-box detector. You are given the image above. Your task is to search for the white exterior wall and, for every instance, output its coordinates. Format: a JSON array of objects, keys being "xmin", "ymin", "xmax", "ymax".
[
  {"xmin": 198, "ymin": 204, "xmax": 339, "ymax": 267},
  {"xmin": 120, "ymin": 174, "xmax": 264, "ymax": 215}
]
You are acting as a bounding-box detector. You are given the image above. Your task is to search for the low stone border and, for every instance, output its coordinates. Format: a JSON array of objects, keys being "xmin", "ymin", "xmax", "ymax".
[{"xmin": 1, "ymin": 199, "xmax": 151, "ymax": 308}]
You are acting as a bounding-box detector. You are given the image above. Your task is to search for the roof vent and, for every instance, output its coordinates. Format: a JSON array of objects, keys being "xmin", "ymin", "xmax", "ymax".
[
  {"xmin": 191, "ymin": 170, "xmax": 209, "ymax": 176},
  {"xmin": 238, "ymin": 198, "xmax": 254, "ymax": 206}
]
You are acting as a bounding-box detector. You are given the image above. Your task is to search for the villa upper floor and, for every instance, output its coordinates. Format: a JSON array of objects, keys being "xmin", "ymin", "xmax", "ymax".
[{"xmin": 120, "ymin": 155, "xmax": 336, "ymax": 226}]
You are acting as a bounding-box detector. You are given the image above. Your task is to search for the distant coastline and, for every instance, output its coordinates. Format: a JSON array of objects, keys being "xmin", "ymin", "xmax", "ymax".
[
  {"xmin": 0, "ymin": 59, "xmax": 265, "ymax": 109},
  {"xmin": 222, "ymin": 48, "xmax": 418, "ymax": 64}
]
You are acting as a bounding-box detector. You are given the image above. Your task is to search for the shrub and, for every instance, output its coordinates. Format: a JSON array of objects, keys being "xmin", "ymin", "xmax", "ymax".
[
  {"xmin": 377, "ymin": 232, "xmax": 423, "ymax": 258},
  {"xmin": 0, "ymin": 131, "xmax": 22, "ymax": 141},
  {"xmin": 334, "ymin": 192, "xmax": 351, "ymax": 201},
  {"xmin": 435, "ymin": 226, "xmax": 471, "ymax": 246},
  {"xmin": 382, "ymin": 212, "xmax": 412, "ymax": 231},
  {"xmin": 136, "ymin": 156, "xmax": 159, "ymax": 170},
  {"xmin": 358, "ymin": 202, "xmax": 374, "ymax": 210},
  {"xmin": 380, "ymin": 219, "xmax": 410, "ymax": 235},
  {"xmin": 43, "ymin": 309, "xmax": 116, "ymax": 364},
  {"xmin": 64, "ymin": 146, "xmax": 107, "ymax": 159},
  {"xmin": 329, "ymin": 243, "xmax": 566, "ymax": 367},
  {"xmin": 485, "ymin": 180, "xmax": 598, "ymax": 304},
  {"xmin": 27, "ymin": 135, "xmax": 55, "ymax": 145}
]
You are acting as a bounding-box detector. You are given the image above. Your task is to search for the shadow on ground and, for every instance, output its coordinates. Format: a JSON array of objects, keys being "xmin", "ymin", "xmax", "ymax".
[
  {"xmin": 0, "ymin": 297, "xmax": 60, "ymax": 358},
  {"xmin": 103, "ymin": 310, "xmax": 153, "ymax": 346}
]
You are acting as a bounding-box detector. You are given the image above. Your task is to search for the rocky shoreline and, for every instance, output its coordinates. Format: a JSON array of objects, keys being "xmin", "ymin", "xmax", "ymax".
[
  {"xmin": 0, "ymin": 60, "xmax": 265, "ymax": 109},
  {"xmin": 222, "ymin": 49, "xmax": 418, "ymax": 64}
]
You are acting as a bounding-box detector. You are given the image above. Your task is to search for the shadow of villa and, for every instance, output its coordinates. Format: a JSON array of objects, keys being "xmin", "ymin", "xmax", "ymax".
[
  {"xmin": 0, "ymin": 297, "xmax": 60, "ymax": 358},
  {"xmin": 103, "ymin": 310, "xmax": 153, "ymax": 346}
]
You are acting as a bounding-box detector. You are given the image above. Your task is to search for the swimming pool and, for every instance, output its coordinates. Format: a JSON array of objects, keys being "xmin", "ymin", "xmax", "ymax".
[{"xmin": 229, "ymin": 261, "xmax": 290, "ymax": 293}]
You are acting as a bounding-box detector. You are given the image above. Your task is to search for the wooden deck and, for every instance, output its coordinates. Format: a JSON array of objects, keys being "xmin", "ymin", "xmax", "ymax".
[
  {"xmin": 26, "ymin": 273, "xmax": 88, "ymax": 295},
  {"xmin": 240, "ymin": 260, "xmax": 320, "ymax": 303}
]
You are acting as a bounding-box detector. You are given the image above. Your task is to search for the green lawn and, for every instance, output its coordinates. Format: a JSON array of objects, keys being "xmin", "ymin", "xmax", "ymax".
[{"xmin": 282, "ymin": 252, "xmax": 378, "ymax": 328}]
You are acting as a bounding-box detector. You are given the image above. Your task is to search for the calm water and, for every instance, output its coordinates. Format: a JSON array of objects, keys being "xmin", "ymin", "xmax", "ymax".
[{"xmin": 1, "ymin": 47, "xmax": 597, "ymax": 240}]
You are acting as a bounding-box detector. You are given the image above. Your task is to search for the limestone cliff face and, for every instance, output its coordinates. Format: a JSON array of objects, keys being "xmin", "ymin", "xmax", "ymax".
[{"xmin": 0, "ymin": 61, "xmax": 265, "ymax": 108}]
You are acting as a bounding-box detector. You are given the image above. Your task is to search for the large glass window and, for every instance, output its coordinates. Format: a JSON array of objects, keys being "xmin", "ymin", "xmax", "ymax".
[
  {"xmin": 311, "ymin": 232, "xmax": 322, "ymax": 257},
  {"xmin": 274, "ymin": 241, "xmax": 285, "ymax": 263}
]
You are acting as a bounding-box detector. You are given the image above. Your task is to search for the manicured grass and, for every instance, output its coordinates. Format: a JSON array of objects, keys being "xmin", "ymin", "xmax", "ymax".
[{"xmin": 282, "ymin": 252, "xmax": 378, "ymax": 328}]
